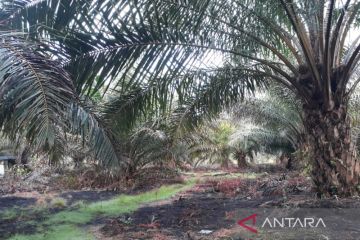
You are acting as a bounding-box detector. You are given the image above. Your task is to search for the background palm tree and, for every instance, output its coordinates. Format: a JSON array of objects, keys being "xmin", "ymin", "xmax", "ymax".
[
  {"xmin": 190, "ymin": 121, "xmax": 236, "ymax": 168},
  {"xmin": 232, "ymin": 86, "xmax": 305, "ymax": 168},
  {"xmin": 1, "ymin": 0, "xmax": 360, "ymax": 195},
  {"xmin": 237, "ymin": 86, "xmax": 304, "ymax": 141}
]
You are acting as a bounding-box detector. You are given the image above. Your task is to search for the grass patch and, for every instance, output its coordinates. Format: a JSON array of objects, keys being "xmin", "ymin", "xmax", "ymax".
[
  {"xmin": 10, "ymin": 225, "xmax": 93, "ymax": 240},
  {"xmin": 81, "ymin": 181, "xmax": 194, "ymax": 216},
  {"xmin": 8, "ymin": 180, "xmax": 195, "ymax": 240},
  {"xmin": 0, "ymin": 208, "xmax": 18, "ymax": 221}
]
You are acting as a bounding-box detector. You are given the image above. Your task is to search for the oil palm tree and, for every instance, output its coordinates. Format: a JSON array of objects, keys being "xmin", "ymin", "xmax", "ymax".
[
  {"xmin": 232, "ymin": 138, "xmax": 259, "ymax": 168},
  {"xmin": 2, "ymin": 0, "xmax": 360, "ymax": 195},
  {"xmin": 232, "ymin": 86, "xmax": 305, "ymax": 168},
  {"xmin": 190, "ymin": 118, "xmax": 290, "ymax": 169},
  {"xmin": 190, "ymin": 121, "xmax": 236, "ymax": 168},
  {"xmin": 234, "ymin": 86, "xmax": 305, "ymax": 151}
]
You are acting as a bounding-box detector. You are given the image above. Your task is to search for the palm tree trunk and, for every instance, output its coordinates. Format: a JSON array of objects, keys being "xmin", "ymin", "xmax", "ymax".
[
  {"xmin": 221, "ymin": 159, "xmax": 229, "ymax": 169},
  {"xmin": 236, "ymin": 150, "xmax": 247, "ymax": 168},
  {"xmin": 279, "ymin": 153, "xmax": 291, "ymax": 169},
  {"xmin": 303, "ymin": 104, "xmax": 360, "ymax": 196}
]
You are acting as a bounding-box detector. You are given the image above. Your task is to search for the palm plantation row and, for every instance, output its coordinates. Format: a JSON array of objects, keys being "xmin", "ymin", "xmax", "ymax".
[{"xmin": 1, "ymin": 0, "xmax": 360, "ymax": 196}]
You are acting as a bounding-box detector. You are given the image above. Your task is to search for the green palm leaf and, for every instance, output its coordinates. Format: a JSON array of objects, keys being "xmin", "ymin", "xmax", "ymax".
[
  {"xmin": 69, "ymin": 103, "xmax": 121, "ymax": 168},
  {"xmin": 0, "ymin": 35, "xmax": 74, "ymax": 149},
  {"xmin": 0, "ymin": 33, "xmax": 120, "ymax": 166}
]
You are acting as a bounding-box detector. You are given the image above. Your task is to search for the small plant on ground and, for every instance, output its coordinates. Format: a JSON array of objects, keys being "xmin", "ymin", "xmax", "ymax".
[{"xmin": 50, "ymin": 198, "xmax": 67, "ymax": 208}]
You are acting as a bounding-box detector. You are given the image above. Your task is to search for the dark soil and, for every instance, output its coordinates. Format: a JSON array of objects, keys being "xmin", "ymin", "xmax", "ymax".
[
  {"xmin": 0, "ymin": 219, "xmax": 38, "ymax": 238},
  {"xmin": 59, "ymin": 190, "xmax": 119, "ymax": 205},
  {"xmin": 103, "ymin": 193, "xmax": 275, "ymax": 238},
  {"xmin": 0, "ymin": 190, "xmax": 119, "ymax": 239},
  {"xmin": 99, "ymin": 172, "xmax": 360, "ymax": 240},
  {"xmin": 0, "ymin": 196, "xmax": 38, "ymax": 239},
  {"xmin": 0, "ymin": 196, "xmax": 36, "ymax": 211}
]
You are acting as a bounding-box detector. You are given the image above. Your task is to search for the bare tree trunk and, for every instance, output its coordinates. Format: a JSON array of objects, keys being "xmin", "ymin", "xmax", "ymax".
[
  {"xmin": 235, "ymin": 150, "xmax": 247, "ymax": 168},
  {"xmin": 278, "ymin": 153, "xmax": 291, "ymax": 169},
  {"xmin": 20, "ymin": 146, "xmax": 30, "ymax": 165},
  {"xmin": 304, "ymin": 104, "xmax": 360, "ymax": 196},
  {"xmin": 221, "ymin": 159, "xmax": 229, "ymax": 168}
]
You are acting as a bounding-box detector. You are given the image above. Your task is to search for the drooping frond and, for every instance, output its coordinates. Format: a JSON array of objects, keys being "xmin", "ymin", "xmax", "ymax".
[
  {"xmin": 3, "ymin": 0, "xmax": 360, "ymax": 107},
  {"xmin": 0, "ymin": 33, "xmax": 120, "ymax": 167},
  {"xmin": 2, "ymin": 0, "xmax": 301, "ymax": 94},
  {"xmin": 0, "ymin": 34, "xmax": 74, "ymax": 149},
  {"xmin": 230, "ymin": 127, "xmax": 295, "ymax": 155},
  {"xmin": 103, "ymin": 65, "xmax": 268, "ymax": 135},
  {"xmin": 0, "ymin": 136, "xmax": 15, "ymax": 155},
  {"xmin": 69, "ymin": 104, "xmax": 121, "ymax": 168}
]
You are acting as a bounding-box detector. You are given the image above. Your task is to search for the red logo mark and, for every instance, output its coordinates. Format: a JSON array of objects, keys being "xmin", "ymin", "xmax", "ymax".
[{"xmin": 237, "ymin": 214, "xmax": 258, "ymax": 233}]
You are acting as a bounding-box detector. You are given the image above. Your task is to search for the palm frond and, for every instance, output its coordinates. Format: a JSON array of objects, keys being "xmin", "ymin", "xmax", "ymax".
[
  {"xmin": 2, "ymin": 0, "xmax": 360, "ymax": 171},
  {"xmin": 69, "ymin": 104, "xmax": 121, "ymax": 168},
  {"xmin": 2, "ymin": 0, "xmax": 298, "ymax": 93},
  {"xmin": 0, "ymin": 33, "xmax": 120, "ymax": 167},
  {"xmin": 0, "ymin": 35, "xmax": 74, "ymax": 149},
  {"xmin": 103, "ymin": 66, "xmax": 268, "ymax": 136},
  {"xmin": 4, "ymin": 0, "xmax": 360, "ymax": 103}
]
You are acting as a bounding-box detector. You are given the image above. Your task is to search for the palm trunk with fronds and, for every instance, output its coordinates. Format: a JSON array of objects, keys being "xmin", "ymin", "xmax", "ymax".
[{"xmin": 235, "ymin": 149, "xmax": 247, "ymax": 168}]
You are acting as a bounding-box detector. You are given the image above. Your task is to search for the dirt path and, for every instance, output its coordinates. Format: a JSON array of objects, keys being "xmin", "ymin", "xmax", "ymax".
[
  {"xmin": 98, "ymin": 193, "xmax": 275, "ymax": 239},
  {"xmin": 2, "ymin": 171, "xmax": 360, "ymax": 240},
  {"xmin": 93, "ymin": 172, "xmax": 360, "ymax": 240}
]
